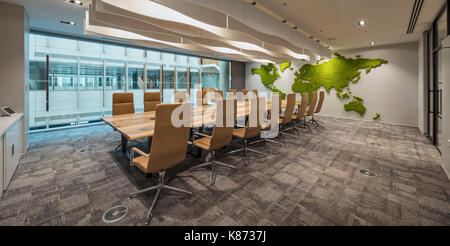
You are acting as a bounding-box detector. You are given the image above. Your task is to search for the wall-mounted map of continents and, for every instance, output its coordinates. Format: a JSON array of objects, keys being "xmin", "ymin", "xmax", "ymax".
[
  {"xmin": 251, "ymin": 63, "xmax": 287, "ymax": 99},
  {"xmin": 292, "ymin": 53, "xmax": 387, "ymax": 116},
  {"xmin": 251, "ymin": 53, "xmax": 388, "ymax": 117}
]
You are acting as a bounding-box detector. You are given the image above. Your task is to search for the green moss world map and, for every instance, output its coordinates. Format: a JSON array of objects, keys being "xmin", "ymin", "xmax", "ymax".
[{"xmin": 251, "ymin": 53, "xmax": 388, "ymax": 117}]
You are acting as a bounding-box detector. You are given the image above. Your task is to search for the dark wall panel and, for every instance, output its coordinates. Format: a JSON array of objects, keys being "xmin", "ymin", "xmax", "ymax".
[{"xmin": 231, "ymin": 61, "xmax": 245, "ymax": 90}]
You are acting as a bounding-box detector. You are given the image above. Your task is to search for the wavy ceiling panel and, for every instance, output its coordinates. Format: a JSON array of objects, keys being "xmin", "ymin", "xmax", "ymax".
[{"xmin": 85, "ymin": 0, "xmax": 328, "ymax": 63}]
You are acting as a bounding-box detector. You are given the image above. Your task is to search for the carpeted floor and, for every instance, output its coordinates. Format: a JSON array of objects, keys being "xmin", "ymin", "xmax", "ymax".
[{"xmin": 0, "ymin": 116, "xmax": 449, "ymax": 226}]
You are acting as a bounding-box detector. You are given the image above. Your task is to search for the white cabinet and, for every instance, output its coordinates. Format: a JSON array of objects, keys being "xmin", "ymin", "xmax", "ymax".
[
  {"xmin": 0, "ymin": 114, "xmax": 23, "ymax": 196},
  {"xmin": 4, "ymin": 122, "xmax": 21, "ymax": 188},
  {"xmin": 0, "ymin": 136, "xmax": 3, "ymax": 197}
]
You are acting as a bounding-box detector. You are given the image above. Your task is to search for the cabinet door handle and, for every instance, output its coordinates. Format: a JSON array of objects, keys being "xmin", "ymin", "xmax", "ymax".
[{"xmin": 12, "ymin": 144, "xmax": 15, "ymax": 157}]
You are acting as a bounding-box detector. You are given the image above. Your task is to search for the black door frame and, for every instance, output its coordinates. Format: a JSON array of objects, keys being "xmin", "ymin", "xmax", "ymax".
[{"xmin": 427, "ymin": 0, "xmax": 449, "ymax": 152}]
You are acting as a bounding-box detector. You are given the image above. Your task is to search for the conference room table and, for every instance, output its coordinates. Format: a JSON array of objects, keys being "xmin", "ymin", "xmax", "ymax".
[{"xmin": 102, "ymin": 99, "xmax": 301, "ymax": 156}]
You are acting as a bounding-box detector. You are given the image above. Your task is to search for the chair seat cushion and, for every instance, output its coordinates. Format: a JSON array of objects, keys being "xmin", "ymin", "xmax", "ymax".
[
  {"xmin": 232, "ymin": 128, "xmax": 246, "ymax": 138},
  {"xmin": 133, "ymin": 156, "xmax": 151, "ymax": 173},
  {"xmin": 193, "ymin": 137, "xmax": 212, "ymax": 150}
]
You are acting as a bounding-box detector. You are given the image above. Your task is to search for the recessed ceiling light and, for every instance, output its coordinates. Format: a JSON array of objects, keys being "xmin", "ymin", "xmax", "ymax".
[
  {"xmin": 60, "ymin": 20, "xmax": 77, "ymax": 25},
  {"xmin": 358, "ymin": 20, "xmax": 367, "ymax": 26},
  {"xmin": 369, "ymin": 41, "xmax": 375, "ymax": 46},
  {"xmin": 65, "ymin": 0, "xmax": 83, "ymax": 6}
]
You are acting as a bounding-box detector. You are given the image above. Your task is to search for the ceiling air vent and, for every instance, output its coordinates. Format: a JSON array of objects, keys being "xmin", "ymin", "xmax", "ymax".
[{"xmin": 407, "ymin": 0, "xmax": 424, "ymax": 34}]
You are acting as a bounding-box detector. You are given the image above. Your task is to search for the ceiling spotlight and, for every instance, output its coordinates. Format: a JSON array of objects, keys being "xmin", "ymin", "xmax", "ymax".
[
  {"xmin": 65, "ymin": 0, "xmax": 83, "ymax": 6},
  {"xmin": 358, "ymin": 20, "xmax": 367, "ymax": 26},
  {"xmin": 293, "ymin": 26, "xmax": 298, "ymax": 30},
  {"xmin": 60, "ymin": 20, "xmax": 76, "ymax": 25},
  {"xmin": 251, "ymin": 1, "xmax": 256, "ymax": 6},
  {"xmin": 369, "ymin": 41, "xmax": 375, "ymax": 46},
  {"xmin": 282, "ymin": 19, "xmax": 287, "ymax": 23}
]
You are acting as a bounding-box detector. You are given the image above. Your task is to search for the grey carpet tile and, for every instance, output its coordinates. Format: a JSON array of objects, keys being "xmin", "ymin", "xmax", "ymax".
[{"xmin": 0, "ymin": 116, "xmax": 449, "ymax": 226}]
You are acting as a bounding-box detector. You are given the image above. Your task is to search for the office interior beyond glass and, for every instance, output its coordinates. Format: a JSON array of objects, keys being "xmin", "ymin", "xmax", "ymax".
[{"xmin": 28, "ymin": 33, "xmax": 231, "ymax": 131}]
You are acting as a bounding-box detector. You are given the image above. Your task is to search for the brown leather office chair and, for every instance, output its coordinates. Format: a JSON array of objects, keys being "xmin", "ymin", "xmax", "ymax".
[
  {"xmin": 278, "ymin": 93, "xmax": 298, "ymax": 140},
  {"xmin": 226, "ymin": 96, "xmax": 265, "ymax": 165},
  {"xmin": 174, "ymin": 91, "xmax": 188, "ymax": 103},
  {"xmin": 113, "ymin": 93, "xmax": 135, "ymax": 115},
  {"xmin": 190, "ymin": 99, "xmax": 237, "ymax": 186},
  {"xmin": 310, "ymin": 91, "xmax": 325, "ymax": 127},
  {"xmin": 197, "ymin": 89, "xmax": 208, "ymax": 105},
  {"xmin": 228, "ymin": 89, "xmax": 237, "ymax": 96},
  {"xmin": 112, "ymin": 93, "xmax": 135, "ymax": 152},
  {"xmin": 249, "ymin": 95, "xmax": 282, "ymax": 153},
  {"xmin": 128, "ymin": 103, "xmax": 191, "ymax": 225},
  {"xmin": 304, "ymin": 91, "xmax": 318, "ymax": 128},
  {"xmin": 144, "ymin": 92, "xmax": 160, "ymax": 112},
  {"xmin": 292, "ymin": 93, "xmax": 310, "ymax": 132}
]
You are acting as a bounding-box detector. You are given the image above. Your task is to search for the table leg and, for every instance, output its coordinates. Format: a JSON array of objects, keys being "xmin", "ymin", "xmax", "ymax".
[{"xmin": 121, "ymin": 135, "xmax": 128, "ymax": 153}]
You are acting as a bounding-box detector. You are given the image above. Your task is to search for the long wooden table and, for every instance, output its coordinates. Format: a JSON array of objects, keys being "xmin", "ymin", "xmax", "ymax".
[{"xmin": 102, "ymin": 99, "xmax": 300, "ymax": 154}]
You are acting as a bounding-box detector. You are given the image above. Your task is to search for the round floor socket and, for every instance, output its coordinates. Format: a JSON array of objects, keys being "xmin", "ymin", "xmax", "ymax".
[
  {"xmin": 102, "ymin": 205, "xmax": 128, "ymax": 223},
  {"xmin": 359, "ymin": 169, "xmax": 377, "ymax": 177}
]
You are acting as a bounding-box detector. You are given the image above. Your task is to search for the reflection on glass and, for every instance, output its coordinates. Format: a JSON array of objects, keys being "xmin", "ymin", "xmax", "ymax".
[
  {"xmin": 163, "ymin": 67, "xmax": 175, "ymax": 103},
  {"xmin": 49, "ymin": 60, "xmax": 77, "ymax": 91},
  {"xmin": 28, "ymin": 33, "xmax": 229, "ymax": 130},
  {"xmin": 127, "ymin": 64, "xmax": 144, "ymax": 90},
  {"xmin": 79, "ymin": 59, "xmax": 103, "ymax": 121},
  {"xmin": 128, "ymin": 63, "xmax": 145, "ymax": 112},
  {"xmin": 177, "ymin": 67, "xmax": 188, "ymax": 90},
  {"xmin": 146, "ymin": 66, "xmax": 161, "ymax": 91},
  {"xmin": 79, "ymin": 60, "xmax": 103, "ymax": 91},
  {"xmin": 105, "ymin": 62, "xmax": 125, "ymax": 90}
]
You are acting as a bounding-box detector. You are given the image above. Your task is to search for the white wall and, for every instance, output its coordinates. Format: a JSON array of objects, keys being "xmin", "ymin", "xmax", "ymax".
[
  {"xmin": 324, "ymin": 42, "xmax": 419, "ymax": 126},
  {"xmin": 418, "ymin": 35, "xmax": 427, "ymax": 134},
  {"xmin": 245, "ymin": 42, "xmax": 420, "ymax": 127},
  {"xmin": 440, "ymin": 37, "xmax": 450, "ymax": 179},
  {"xmin": 0, "ymin": 3, "xmax": 29, "ymax": 153}
]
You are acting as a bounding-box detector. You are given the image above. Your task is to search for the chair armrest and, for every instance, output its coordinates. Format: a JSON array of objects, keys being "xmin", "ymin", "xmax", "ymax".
[
  {"xmin": 131, "ymin": 147, "xmax": 150, "ymax": 158},
  {"xmin": 130, "ymin": 147, "xmax": 149, "ymax": 167},
  {"xmin": 188, "ymin": 140, "xmax": 193, "ymax": 145},
  {"xmin": 194, "ymin": 132, "xmax": 212, "ymax": 138}
]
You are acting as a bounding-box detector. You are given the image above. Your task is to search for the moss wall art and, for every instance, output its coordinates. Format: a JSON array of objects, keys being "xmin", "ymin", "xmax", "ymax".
[
  {"xmin": 251, "ymin": 63, "xmax": 287, "ymax": 99},
  {"xmin": 251, "ymin": 53, "xmax": 388, "ymax": 118}
]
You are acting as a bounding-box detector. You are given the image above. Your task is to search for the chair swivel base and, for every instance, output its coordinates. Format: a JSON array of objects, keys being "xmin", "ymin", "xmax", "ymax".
[
  {"xmin": 226, "ymin": 139, "xmax": 266, "ymax": 166},
  {"xmin": 249, "ymin": 138, "xmax": 282, "ymax": 153},
  {"xmin": 190, "ymin": 151, "xmax": 237, "ymax": 186},
  {"xmin": 128, "ymin": 171, "xmax": 192, "ymax": 225}
]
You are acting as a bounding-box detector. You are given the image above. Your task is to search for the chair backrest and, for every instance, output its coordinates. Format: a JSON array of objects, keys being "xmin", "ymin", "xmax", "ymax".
[
  {"xmin": 197, "ymin": 89, "xmax": 208, "ymax": 105},
  {"xmin": 241, "ymin": 89, "xmax": 248, "ymax": 95},
  {"xmin": 252, "ymin": 89, "xmax": 258, "ymax": 97},
  {"xmin": 295, "ymin": 93, "xmax": 309, "ymax": 120},
  {"xmin": 144, "ymin": 92, "xmax": 160, "ymax": 112},
  {"xmin": 314, "ymin": 91, "xmax": 325, "ymax": 113},
  {"xmin": 228, "ymin": 89, "xmax": 237, "ymax": 95},
  {"xmin": 280, "ymin": 93, "xmax": 296, "ymax": 125},
  {"xmin": 174, "ymin": 91, "xmax": 187, "ymax": 103},
  {"xmin": 243, "ymin": 96, "xmax": 261, "ymax": 138},
  {"xmin": 209, "ymin": 99, "xmax": 235, "ymax": 150},
  {"xmin": 113, "ymin": 93, "xmax": 135, "ymax": 116},
  {"xmin": 306, "ymin": 91, "xmax": 318, "ymax": 116},
  {"xmin": 147, "ymin": 104, "xmax": 190, "ymax": 172},
  {"xmin": 214, "ymin": 90, "xmax": 223, "ymax": 102}
]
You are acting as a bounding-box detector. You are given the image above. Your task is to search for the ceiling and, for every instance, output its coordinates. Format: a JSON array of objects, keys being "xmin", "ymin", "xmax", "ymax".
[
  {"xmin": 254, "ymin": 0, "xmax": 446, "ymax": 50},
  {"xmin": 2, "ymin": 0, "xmax": 446, "ymax": 53},
  {"xmin": 3, "ymin": 0, "xmax": 89, "ymax": 37}
]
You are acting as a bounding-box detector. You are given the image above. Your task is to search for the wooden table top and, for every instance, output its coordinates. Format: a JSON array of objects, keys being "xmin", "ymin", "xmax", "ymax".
[{"xmin": 102, "ymin": 99, "xmax": 301, "ymax": 140}]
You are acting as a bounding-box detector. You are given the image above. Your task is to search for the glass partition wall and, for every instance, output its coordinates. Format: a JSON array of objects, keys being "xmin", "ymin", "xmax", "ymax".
[{"xmin": 29, "ymin": 33, "xmax": 231, "ymax": 131}]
